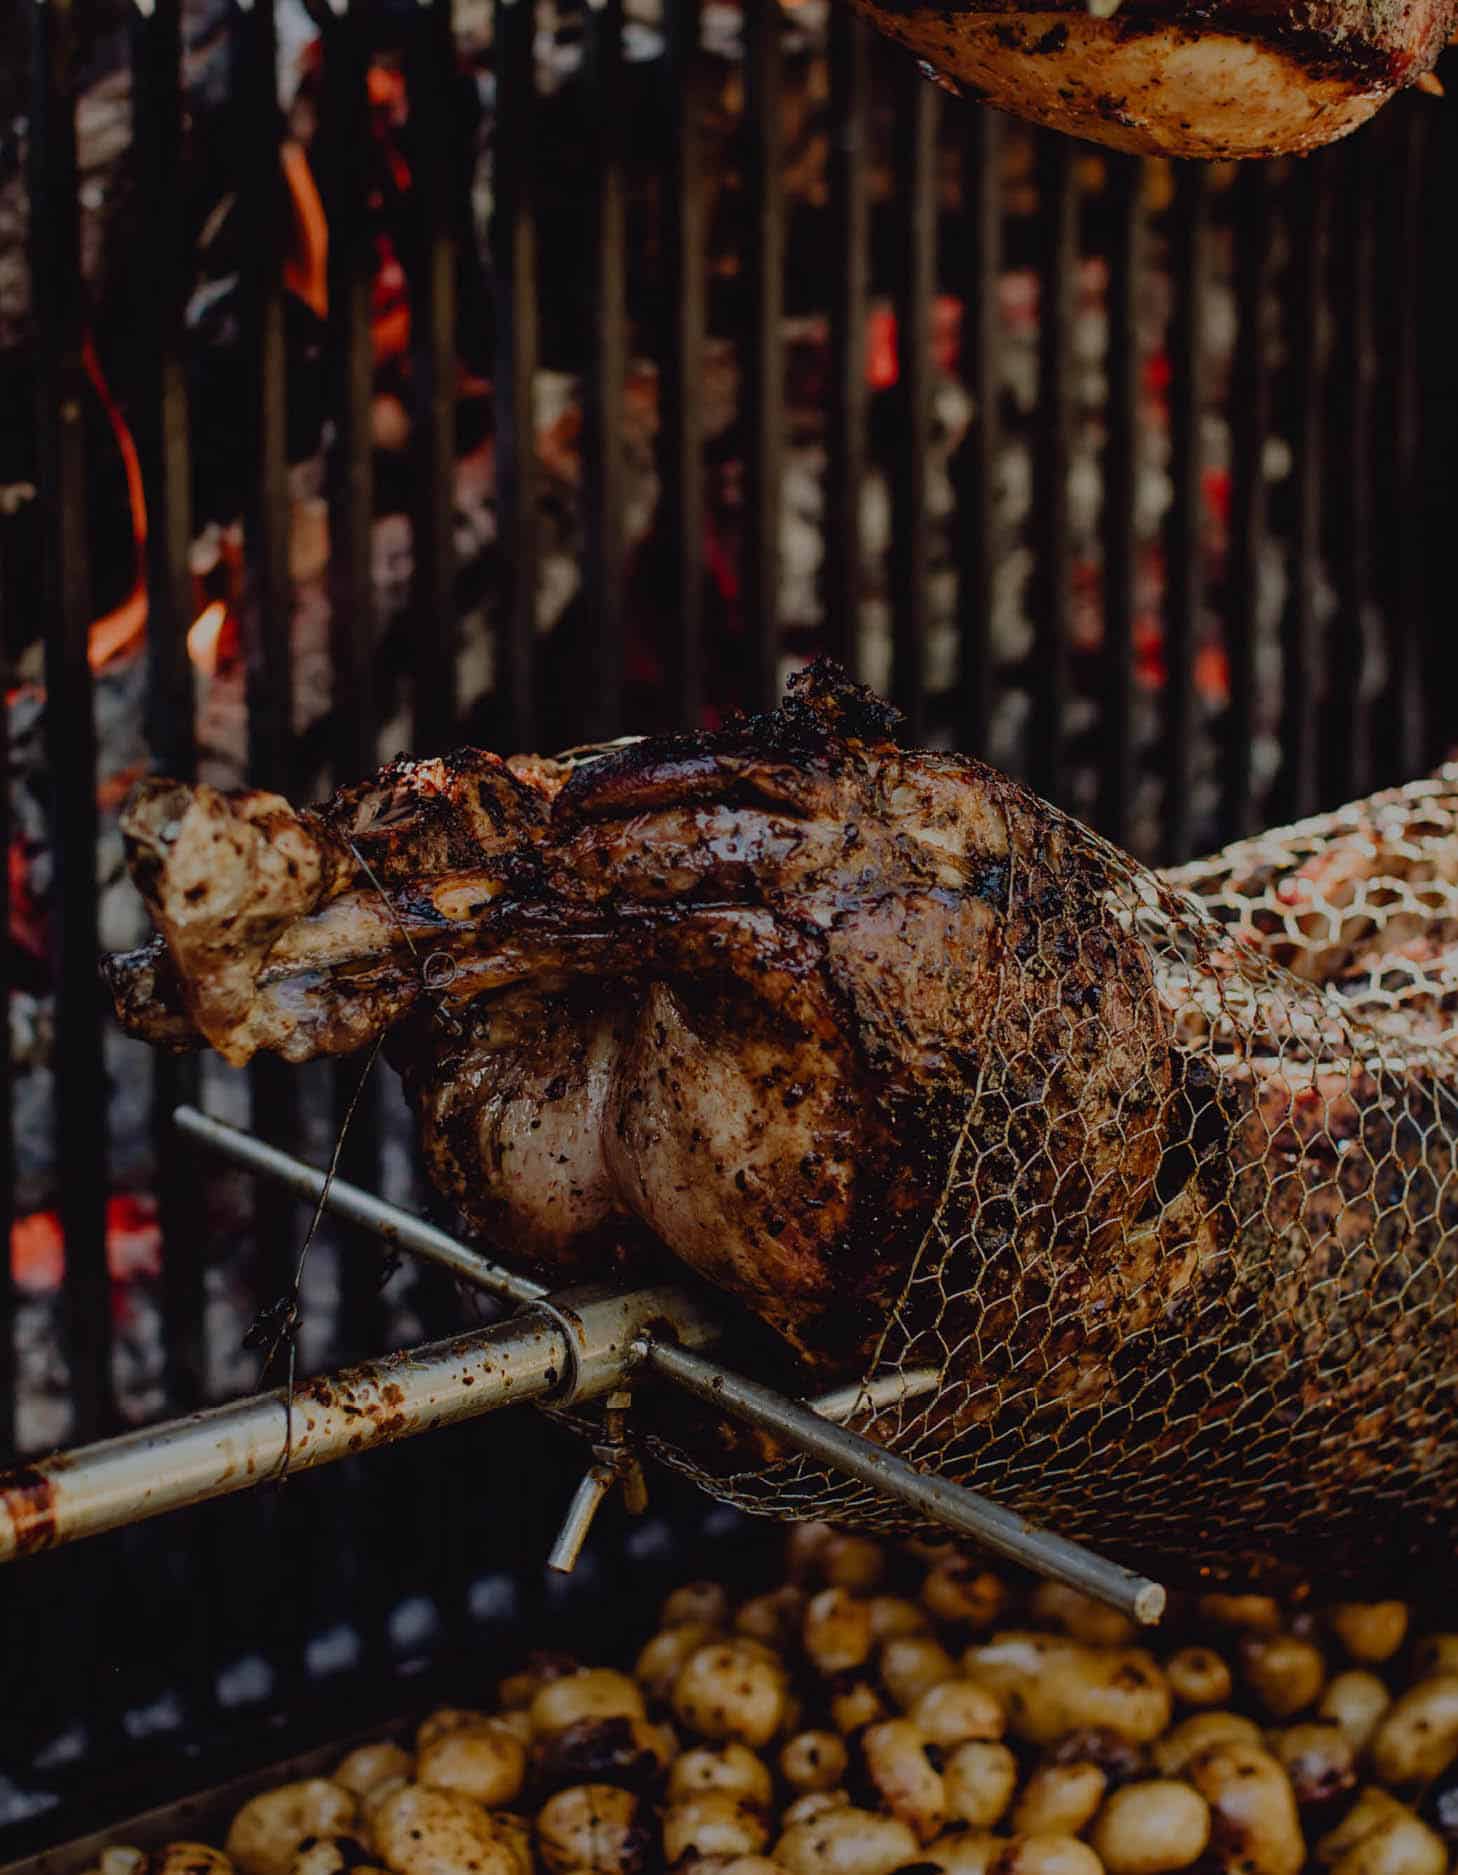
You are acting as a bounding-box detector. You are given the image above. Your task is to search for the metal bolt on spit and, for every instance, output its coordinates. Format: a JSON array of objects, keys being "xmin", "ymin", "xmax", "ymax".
[{"xmin": 546, "ymin": 1389, "xmax": 650, "ymax": 1575}]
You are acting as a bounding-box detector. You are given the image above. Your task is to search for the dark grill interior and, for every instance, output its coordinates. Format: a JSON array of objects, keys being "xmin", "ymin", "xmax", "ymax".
[{"xmin": 2, "ymin": 0, "xmax": 1456, "ymax": 1849}]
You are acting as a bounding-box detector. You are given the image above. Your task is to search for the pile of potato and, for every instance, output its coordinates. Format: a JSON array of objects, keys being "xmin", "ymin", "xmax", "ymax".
[{"xmin": 87, "ymin": 1529, "xmax": 1458, "ymax": 1875}]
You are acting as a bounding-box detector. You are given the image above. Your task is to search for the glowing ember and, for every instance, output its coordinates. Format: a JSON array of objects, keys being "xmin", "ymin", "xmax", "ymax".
[
  {"xmin": 10, "ymin": 1196, "xmax": 162, "ymax": 1294},
  {"xmin": 187, "ymin": 600, "xmax": 229, "ymax": 676}
]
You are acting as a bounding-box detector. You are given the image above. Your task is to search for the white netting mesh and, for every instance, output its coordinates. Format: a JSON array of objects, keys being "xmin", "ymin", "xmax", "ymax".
[{"xmin": 649, "ymin": 766, "xmax": 1458, "ymax": 1586}]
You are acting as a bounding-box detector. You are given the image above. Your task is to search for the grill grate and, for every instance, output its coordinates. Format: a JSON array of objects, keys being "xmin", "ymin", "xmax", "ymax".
[{"xmin": 2, "ymin": 0, "xmax": 1456, "ymax": 1841}]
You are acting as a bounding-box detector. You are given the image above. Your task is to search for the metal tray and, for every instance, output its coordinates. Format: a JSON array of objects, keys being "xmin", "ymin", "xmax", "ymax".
[{"xmin": 0, "ymin": 1729, "xmax": 395, "ymax": 1875}]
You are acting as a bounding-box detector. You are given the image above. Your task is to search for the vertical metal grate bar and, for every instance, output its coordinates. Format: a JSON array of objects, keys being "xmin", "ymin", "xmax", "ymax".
[
  {"xmin": 1098, "ymin": 156, "xmax": 1141, "ymax": 851},
  {"xmin": 408, "ymin": 0, "xmax": 460, "ymax": 757},
  {"xmin": 233, "ymin": 0, "xmax": 301, "ymax": 1306},
  {"xmin": 1276, "ymin": 156, "xmax": 1330, "ymax": 824},
  {"xmin": 582, "ymin": 0, "xmax": 629, "ymax": 742},
  {"xmin": 1323, "ymin": 133, "xmax": 1374, "ymax": 807},
  {"xmin": 133, "ymin": 0, "xmax": 197, "ymax": 787},
  {"xmin": 30, "ymin": 0, "xmax": 113, "ymax": 1442},
  {"xmin": 953, "ymin": 106, "xmax": 1001, "ymax": 760},
  {"xmin": 131, "ymin": 0, "xmax": 204, "ymax": 1409},
  {"xmin": 1161, "ymin": 161, "xmax": 1207, "ymax": 865},
  {"xmin": 1383, "ymin": 104, "xmax": 1427, "ymax": 785},
  {"xmin": 824, "ymin": 7, "xmax": 869, "ymax": 678},
  {"xmin": 320, "ymin": 0, "xmax": 384, "ymax": 1357},
  {"xmin": 1027, "ymin": 131, "xmax": 1074, "ymax": 803},
  {"xmin": 889, "ymin": 65, "xmax": 938, "ymax": 745},
  {"xmin": 492, "ymin": 0, "xmax": 540, "ymax": 752},
  {"xmin": 1221, "ymin": 164, "xmax": 1270, "ymax": 846},
  {"xmin": 0, "ymin": 544, "xmax": 13, "ymax": 1455},
  {"xmin": 743, "ymin": 0, "xmax": 785, "ymax": 712},
  {"xmin": 322, "ymin": 1, "xmax": 378, "ymax": 784},
  {"xmin": 662, "ymin": 0, "xmax": 707, "ymax": 726},
  {"xmin": 235, "ymin": 0, "xmax": 295, "ymax": 799}
]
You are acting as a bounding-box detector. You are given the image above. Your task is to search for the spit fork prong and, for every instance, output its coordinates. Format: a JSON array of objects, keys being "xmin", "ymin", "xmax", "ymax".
[{"xmin": 26, "ymin": 1106, "xmax": 1162, "ymax": 1624}]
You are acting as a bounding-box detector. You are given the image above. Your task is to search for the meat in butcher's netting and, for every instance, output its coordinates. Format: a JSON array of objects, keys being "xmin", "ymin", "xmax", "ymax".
[{"xmin": 649, "ymin": 769, "xmax": 1458, "ymax": 1586}]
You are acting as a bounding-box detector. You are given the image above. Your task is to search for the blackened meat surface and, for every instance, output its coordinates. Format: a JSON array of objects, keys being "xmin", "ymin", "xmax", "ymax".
[{"xmin": 105, "ymin": 667, "xmax": 1458, "ymax": 1588}]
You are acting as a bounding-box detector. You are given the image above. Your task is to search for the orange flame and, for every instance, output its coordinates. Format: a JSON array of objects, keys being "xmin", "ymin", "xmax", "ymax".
[
  {"xmin": 282, "ymin": 138, "xmax": 330, "ymax": 323},
  {"xmin": 83, "ymin": 334, "xmax": 150, "ymax": 670},
  {"xmin": 187, "ymin": 600, "xmax": 229, "ymax": 676},
  {"xmin": 11, "ymin": 1196, "xmax": 162, "ymax": 1293}
]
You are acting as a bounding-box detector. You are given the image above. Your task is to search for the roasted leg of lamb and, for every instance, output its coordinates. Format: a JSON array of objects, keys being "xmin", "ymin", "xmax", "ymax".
[
  {"xmin": 105, "ymin": 668, "xmax": 1458, "ymax": 1587},
  {"xmin": 845, "ymin": 0, "xmax": 1456, "ymax": 157}
]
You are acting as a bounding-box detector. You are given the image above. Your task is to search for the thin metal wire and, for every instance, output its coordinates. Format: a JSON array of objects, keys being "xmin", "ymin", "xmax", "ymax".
[{"xmin": 271, "ymin": 1038, "xmax": 384, "ymax": 1479}]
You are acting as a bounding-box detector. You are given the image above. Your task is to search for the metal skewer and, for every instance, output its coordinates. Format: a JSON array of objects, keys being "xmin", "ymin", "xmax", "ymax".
[
  {"xmin": 176, "ymin": 1105, "xmax": 548, "ymax": 1306},
  {"xmin": 0, "ymin": 1109, "xmax": 1166, "ymax": 1624},
  {"xmin": 0, "ymin": 1282, "xmax": 720, "ymax": 1559},
  {"xmin": 645, "ymin": 1341, "xmax": 1166, "ymax": 1626}
]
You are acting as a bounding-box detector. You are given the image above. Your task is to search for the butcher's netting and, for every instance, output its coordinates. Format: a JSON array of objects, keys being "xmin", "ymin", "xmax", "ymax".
[{"xmin": 651, "ymin": 767, "xmax": 1458, "ymax": 1583}]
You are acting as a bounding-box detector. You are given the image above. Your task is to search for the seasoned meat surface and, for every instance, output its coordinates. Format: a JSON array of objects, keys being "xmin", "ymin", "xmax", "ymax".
[
  {"xmin": 105, "ymin": 668, "xmax": 1458, "ymax": 1587},
  {"xmin": 846, "ymin": 0, "xmax": 1455, "ymax": 156}
]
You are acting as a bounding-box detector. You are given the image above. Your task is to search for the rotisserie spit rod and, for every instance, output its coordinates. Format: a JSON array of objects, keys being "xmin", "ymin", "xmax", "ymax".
[
  {"xmin": 0, "ymin": 1284, "xmax": 717, "ymax": 1564},
  {"xmin": 0, "ymin": 1109, "xmax": 1164, "ymax": 1624}
]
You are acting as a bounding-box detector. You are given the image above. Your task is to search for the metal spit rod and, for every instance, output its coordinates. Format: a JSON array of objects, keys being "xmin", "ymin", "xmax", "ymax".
[
  {"xmin": 645, "ymin": 1340, "xmax": 1165, "ymax": 1627},
  {"xmin": 179, "ymin": 1108, "xmax": 1164, "ymax": 1622},
  {"xmin": 0, "ymin": 1109, "xmax": 1165, "ymax": 1623},
  {"xmin": 0, "ymin": 1281, "xmax": 721, "ymax": 1561},
  {"xmin": 176, "ymin": 1106, "xmax": 549, "ymax": 1307}
]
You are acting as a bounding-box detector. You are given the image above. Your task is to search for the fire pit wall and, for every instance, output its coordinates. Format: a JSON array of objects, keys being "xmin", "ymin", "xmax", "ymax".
[{"xmin": 0, "ymin": 0, "xmax": 1455, "ymax": 1840}]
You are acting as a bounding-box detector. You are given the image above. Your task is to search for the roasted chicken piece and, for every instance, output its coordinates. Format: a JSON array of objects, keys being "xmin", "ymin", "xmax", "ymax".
[
  {"xmin": 846, "ymin": 0, "xmax": 1454, "ymax": 157},
  {"xmin": 106, "ymin": 668, "xmax": 1458, "ymax": 1587}
]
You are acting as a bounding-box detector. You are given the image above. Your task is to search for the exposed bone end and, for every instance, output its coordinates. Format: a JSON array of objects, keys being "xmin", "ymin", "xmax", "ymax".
[
  {"xmin": 847, "ymin": 3, "xmax": 1444, "ymax": 157},
  {"xmin": 118, "ymin": 778, "xmax": 353, "ymax": 1063},
  {"xmin": 101, "ymin": 937, "xmax": 202, "ymax": 1052}
]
